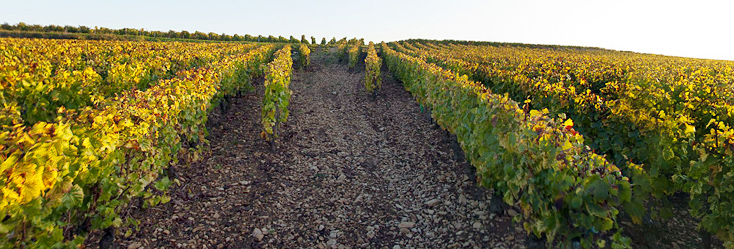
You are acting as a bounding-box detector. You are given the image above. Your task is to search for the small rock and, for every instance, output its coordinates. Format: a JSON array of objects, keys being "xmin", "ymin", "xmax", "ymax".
[
  {"xmin": 128, "ymin": 242, "xmax": 142, "ymax": 249},
  {"xmin": 507, "ymin": 209, "xmax": 518, "ymax": 217},
  {"xmin": 393, "ymin": 245, "xmax": 401, "ymax": 249},
  {"xmin": 367, "ymin": 231, "xmax": 375, "ymax": 239},
  {"xmin": 252, "ymin": 228, "xmax": 264, "ymax": 241},
  {"xmin": 398, "ymin": 222, "xmax": 415, "ymax": 229},
  {"xmin": 437, "ymin": 175, "xmax": 446, "ymax": 182},
  {"xmin": 261, "ymin": 228, "xmax": 269, "ymax": 235},
  {"xmin": 425, "ymin": 199, "xmax": 441, "ymax": 207},
  {"xmin": 327, "ymin": 239, "xmax": 337, "ymax": 247},
  {"xmin": 458, "ymin": 194, "xmax": 467, "ymax": 205},
  {"xmin": 473, "ymin": 221, "xmax": 482, "ymax": 229}
]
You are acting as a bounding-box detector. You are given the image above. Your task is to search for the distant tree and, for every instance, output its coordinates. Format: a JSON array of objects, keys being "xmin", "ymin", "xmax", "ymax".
[
  {"xmin": 321, "ymin": 37, "xmax": 327, "ymax": 45},
  {"xmin": 301, "ymin": 35, "xmax": 309, "ymax": 44},
  {"xmin": 208, "ymin": 32, "xmax": 219, "ymax": 40},
  {"xmin": 44, "ymin": 24, "xmax": 62, "ymax": 32},
  {"xmin": 193, "ymin": 31, "xmax": 208, "ymax": 40},
  {"xmin": 289, "ymin": 35, "xmax": 298, "ymax": 43},
  {"xmin": 65, "ymin": 25, "xmax": 79, "ymax": 33},
  {"xmin": 30, "ymin": 24, "xmax": 43, "ymax": 32},
  {"xmin": 181, "ymin": 30, "xmax": 191, "ymax": 39},
  {"xmin": 245, "ymin": 34, "xmax": 253, "ymax": 41},
  {"xmin": 17, "ymin": 22, "xmax": 28, "ymax": 31},
  {"xmin": 116, "ymin": 28, "xmax": 134, "ymax": 35},
  {"xmin": 151, "ymin": 31, "xmax": 164, "ymax": 37},
  {"xmin": 78, "ymin": 26, "xmax": 91, "ymax": 33},
  {"xmin": 329, "ymin": 37, "xmax": 336, "ymax": 45},
  {"xmin": 311, "ymin": 36, "xmax": 316, "ymax": 45}
]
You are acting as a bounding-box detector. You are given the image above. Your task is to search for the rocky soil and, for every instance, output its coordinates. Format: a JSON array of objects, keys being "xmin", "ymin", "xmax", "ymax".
[
  {"xmin": 93, "ymin": 49, "xmax": 723, "ymax": 249},
  {"xmin": 113, "ymin": 50, "xmax": 527, "ymax": 249}
]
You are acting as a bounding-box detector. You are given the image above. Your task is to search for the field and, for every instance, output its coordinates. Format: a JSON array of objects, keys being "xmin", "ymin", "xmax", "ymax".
[{"xmin": 1, "ymin": 32, "xmax": 733, "ymax": 249}]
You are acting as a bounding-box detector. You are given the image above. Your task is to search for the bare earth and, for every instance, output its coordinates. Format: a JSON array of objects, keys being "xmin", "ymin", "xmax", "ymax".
[{"xmin": 114, "ymin": 50, "xmax": 528, "ymax": 249}]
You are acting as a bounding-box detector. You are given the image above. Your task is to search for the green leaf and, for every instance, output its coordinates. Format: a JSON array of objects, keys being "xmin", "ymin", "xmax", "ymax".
[
  {"xmin": 586, "ymin": 176, "xmax": 610, "ymax": 200},
  {"xmin": 618, "ymin": 181, "xmax": 632, "ymax": 202},
  {"xmin": 662, "ymin": 147, "xmax": 674, "ymax": 161},
  {"xmin": 0, "ymin": 223, "xmax": 13, "ymax": 234},
  {"xmin": 64, "ymin": 184, "xmax": 85, "ymax": 208},
  {"xmin": 571, "ymin": 196, "xmax": 583, "ymax": 209},
  {"xmin": 154, "ymin": 177, "xmax": 171, "ymax": 191},
  {"xmin": 623, "ymin": 200, "xmax": 645, "ymax": 223},
  {"xmin": 600, "ymin": 217, "xmax": 614, "ymax": 231},
  {"xmin": 112, "ymin": 217, "xmax": 123, "ymax": 227},
  {"xmin": 586, "ymin": 203, "xmax": 607, "ymax": 217}
]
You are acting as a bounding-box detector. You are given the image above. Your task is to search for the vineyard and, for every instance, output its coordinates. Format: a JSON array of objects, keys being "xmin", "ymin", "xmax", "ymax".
[
  {"xmin": 1, "ymin": 34, "xmax": 732, "ymax": 249},
  {"xmin": 389, "ymin": 40, "xmax": 734, "ymax": 248}
]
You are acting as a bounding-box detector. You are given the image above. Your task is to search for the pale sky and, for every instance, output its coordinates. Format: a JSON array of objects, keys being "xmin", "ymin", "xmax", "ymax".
[{"xmin": 1, "ymin": 0, "xmax": 732, "ymax": 61}]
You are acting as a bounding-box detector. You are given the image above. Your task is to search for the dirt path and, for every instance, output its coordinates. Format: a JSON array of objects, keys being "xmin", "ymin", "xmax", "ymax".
[{"xmin": 116, "ymin": 50, "xmax": 527, "ymax": 249}]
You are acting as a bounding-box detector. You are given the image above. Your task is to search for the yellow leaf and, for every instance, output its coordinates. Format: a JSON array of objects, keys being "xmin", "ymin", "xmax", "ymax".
[
  {"xmin": 562, "ymin": 140, "xmax": 573, "ymax": 150},
  {"xmin": 1, "ymin": 152, "xmax": 20, "ymax": 174},
  {"xmin": 563, "ymin": 119, "xmax": 574, "ymax": 127},
  {"xmin": 684, "ymin": 124, "xmax": 695, "ymax": 135}
]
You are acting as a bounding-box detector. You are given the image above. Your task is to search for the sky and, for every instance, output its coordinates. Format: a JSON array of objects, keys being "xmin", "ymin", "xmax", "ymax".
[{"xmin": 1, "ymin": 0, "xmax": 733, "ymax": 61}]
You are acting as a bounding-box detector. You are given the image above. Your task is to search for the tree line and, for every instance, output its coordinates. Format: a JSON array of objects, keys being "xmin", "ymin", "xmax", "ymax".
[{"xmin": 0, "ymin": 22, "xmax": 342, "ymax": 45}]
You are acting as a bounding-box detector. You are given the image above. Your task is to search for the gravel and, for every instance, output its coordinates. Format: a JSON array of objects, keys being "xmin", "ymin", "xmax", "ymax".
[{"xmin": 109, "ymin": 50, "xmax": 527, "ymax": 249}]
